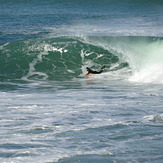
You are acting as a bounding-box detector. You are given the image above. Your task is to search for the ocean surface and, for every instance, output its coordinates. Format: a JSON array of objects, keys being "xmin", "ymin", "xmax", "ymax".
[{"xmin": 0, "ymin": 0, "xmax": 163, "ymax": 162}]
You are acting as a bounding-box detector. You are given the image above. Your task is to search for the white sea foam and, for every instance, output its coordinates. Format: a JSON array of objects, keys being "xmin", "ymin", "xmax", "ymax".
[
  {"xmin": 128, "ymin": 39, "xmax": 163, "ymax": 84},
  {"xmin": 129, "ymin": 62, "xmax": 163, "ymax": 84}
]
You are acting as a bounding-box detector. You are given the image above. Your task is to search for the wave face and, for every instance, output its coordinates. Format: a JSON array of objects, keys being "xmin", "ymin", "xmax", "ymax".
[
  {"xmin": 0, "ymin": 36, "xmax": 163, "ymax": 83},
  {"xmin": 0, "ymin": 37, "xmax": 119, "ymax": 81}
]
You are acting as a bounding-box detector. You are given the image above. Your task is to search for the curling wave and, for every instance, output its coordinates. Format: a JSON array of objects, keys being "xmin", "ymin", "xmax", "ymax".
[
  {"xmin": 0, "ymin": 37, "xmax": 120, "ymax": 81},
  {"xmin": 0, "ymin": 36, "xmax": 163, "ymax": 83}
]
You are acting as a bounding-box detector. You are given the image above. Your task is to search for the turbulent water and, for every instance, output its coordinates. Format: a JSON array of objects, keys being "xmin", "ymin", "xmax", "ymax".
[{"xmin": 0, "ymin": 0, "xmax": 163, "ymax": 163}]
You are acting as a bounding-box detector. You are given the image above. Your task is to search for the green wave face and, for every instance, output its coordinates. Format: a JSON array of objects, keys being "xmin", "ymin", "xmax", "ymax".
[
  {"xmin": 0, "ymin": 37, "xmax": 119, "ymax": 81},
  {"xmin": 1, "ymin": 36, "xmax": 162, "ymax": 82}
]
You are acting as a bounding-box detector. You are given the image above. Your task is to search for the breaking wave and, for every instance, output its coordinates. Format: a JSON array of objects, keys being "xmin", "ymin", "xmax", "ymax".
[{"xmin": 0, "ymin": 36, "xmax": 163, "ymax": 83}]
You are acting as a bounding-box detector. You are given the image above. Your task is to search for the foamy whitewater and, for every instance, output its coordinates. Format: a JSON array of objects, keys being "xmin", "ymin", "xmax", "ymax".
[{"xmin": 0, "ymin": 0, "xmax": 163, "ymax": 163}]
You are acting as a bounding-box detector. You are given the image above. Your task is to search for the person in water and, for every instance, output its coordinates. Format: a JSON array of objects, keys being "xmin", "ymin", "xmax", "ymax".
[{"xmin": 86, "ymin": 66, "xmax": 105, "ymax": 75}]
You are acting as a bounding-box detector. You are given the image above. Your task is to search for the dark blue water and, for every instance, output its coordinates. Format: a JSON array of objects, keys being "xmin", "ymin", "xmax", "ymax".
[
  {"xmin": 0, "ymin": 0, "xmax": 163, "ymax": 162},
  {"xmin": 1, "ymin": 0, "xmax": 163, "ymax": 44}
]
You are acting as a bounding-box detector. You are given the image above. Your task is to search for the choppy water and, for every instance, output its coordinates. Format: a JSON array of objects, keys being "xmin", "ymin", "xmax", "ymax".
[{"xmin": 0, "ymin": 0, "xmax": 163, "ymax": 162}]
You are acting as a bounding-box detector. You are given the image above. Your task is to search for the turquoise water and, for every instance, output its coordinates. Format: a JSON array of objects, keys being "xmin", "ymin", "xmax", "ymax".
[{"xmin": 0, "ymin": 0, "xmax": 163, "ymax": 163}]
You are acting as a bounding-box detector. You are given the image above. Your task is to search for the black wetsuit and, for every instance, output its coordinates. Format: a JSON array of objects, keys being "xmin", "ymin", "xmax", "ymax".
[{"xmin": 86, "ymin": 66, "xmax": 105, "ymax": 75}]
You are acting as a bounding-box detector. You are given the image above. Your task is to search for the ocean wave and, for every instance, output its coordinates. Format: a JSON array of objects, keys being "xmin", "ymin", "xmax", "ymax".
[
  {"xmin": 0, "ymin": 36, "xmax": 120, "ymax": 81},
  {"xmin": 0, "ymin": 36, "xmax": 163, "ymax": 83}
]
